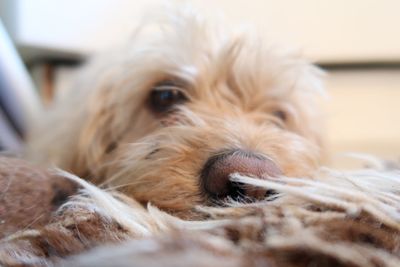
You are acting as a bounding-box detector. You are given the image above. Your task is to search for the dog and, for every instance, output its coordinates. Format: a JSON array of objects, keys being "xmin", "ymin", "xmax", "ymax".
[
  {"xmin": 27, "ymin": 7, "xmax": 324, "ymax": 219},
  {"xmin": 4, "ymin": 8, "xmax": 400, "ymax": 267}
]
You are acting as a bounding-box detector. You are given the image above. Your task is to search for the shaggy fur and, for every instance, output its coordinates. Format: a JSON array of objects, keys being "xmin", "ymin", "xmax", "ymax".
[
  {"xmin": 0, "ymin": 157, "xmax": 76, "ymax": 238},
  {"xmin": 5, "ymin": 6, "xmax": 396, "ymax": 267},
  {"xmin": 27, "ymin": 7, "xmax": 324, "ymax": 218},
  {"xmin": 1, "ymin": 156, "xmax": 399, "ymax": 267}
]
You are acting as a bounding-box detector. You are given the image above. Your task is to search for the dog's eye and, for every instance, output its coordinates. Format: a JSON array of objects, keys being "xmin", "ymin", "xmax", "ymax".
[
  {"xmin": 149, "ymin": 81, "xmax": 187, "ymax": 113},
  {"xmin": 273, "ymin": 110, "xmax": 287, "ymax": 122}
]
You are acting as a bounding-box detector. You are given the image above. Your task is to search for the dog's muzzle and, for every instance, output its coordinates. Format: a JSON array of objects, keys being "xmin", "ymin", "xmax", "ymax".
[{"xmin": 200, "ymin": 149, "xmax": 282, "ymax": 201}]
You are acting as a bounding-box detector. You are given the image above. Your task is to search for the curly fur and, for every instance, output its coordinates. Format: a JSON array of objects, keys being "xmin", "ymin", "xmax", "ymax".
[
  {"xmin": 27, "ymin": 6, "xmax": 324, "ymax": 218},
  {"xmin": 7, "ymin": 5, "xmax": 397, "ymax": 267},
  {"xmin": 1, "ymin": 157, "xmax": 399, "ymax": 267}
]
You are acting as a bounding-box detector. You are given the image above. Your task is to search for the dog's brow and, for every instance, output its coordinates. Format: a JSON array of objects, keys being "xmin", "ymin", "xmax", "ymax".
[
  {"xmin": 179, "ymin": 65, "xmax": 198, "ymax": 77},
  {"xmin": 166, "ymin": 66, "xmax": 198, "ymax": 89}
]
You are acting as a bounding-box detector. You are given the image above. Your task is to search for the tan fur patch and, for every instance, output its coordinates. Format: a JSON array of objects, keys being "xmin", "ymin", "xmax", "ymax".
[{"xmin": 27, "ymin": 7, "xmax": 324, "ymax": 217}]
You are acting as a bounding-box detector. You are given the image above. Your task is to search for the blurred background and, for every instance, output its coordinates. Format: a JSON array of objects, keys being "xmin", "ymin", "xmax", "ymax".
[{"xmin": 0, "ymin": 0, "xmax": 399, "ymax": 166}]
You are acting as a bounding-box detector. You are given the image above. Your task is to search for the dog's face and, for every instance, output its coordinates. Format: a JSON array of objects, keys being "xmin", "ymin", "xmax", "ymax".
[{"xmin": 31, "ymin": 10, "xmax": 324, "ymax": 218}]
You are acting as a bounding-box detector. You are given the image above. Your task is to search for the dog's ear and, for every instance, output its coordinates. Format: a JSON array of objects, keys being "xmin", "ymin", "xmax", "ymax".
[{"xmin": 74, "ymin": 87, "xmax": 122, "ymax": 182}]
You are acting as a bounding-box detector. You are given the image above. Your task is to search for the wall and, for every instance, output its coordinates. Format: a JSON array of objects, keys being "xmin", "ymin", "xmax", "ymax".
[{"xmin": 1, "ymin": 0, "xmax": 400, "ymax": 63}]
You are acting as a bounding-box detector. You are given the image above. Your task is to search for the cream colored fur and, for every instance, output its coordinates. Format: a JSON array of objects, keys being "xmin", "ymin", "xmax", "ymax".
[{"xmin": 27, "ymin": 6, "xmax": 324, "ymax": 217}]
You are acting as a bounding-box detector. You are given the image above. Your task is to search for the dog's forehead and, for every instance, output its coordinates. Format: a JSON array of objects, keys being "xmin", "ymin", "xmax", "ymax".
[
  {"xmin": 161, "ymin": 48, "xmax": 314, "ymax": 104},
  {"xmin": 112, "ymin": 9, "xmax": 323, "ymax": 108},
  {"xmin": 124, "ymin": 6, "xmax": 322, "ymax": 94},
  {"xmin": 135, "ymin": 38, "xmax": 295, "ymax": 94},
  {"xmin": 139, "ymin": 34, "xmax": 318, "ymax": 99}
]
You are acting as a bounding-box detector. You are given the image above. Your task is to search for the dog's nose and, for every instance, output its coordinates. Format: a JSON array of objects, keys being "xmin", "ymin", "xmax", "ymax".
[{"xmin": 201, "ymin": 150, "xmax": 282, "ymax": 201}]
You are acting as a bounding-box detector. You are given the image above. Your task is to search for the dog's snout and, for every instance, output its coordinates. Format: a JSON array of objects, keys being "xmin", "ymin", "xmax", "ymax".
[{"xmin": 201, "ymin": 150, "xmax": 282, "ymax": 201}]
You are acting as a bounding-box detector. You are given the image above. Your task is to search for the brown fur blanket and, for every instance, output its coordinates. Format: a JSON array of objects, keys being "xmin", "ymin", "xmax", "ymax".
[{"xmin": 1, "ymin": 156, "xmax": 400, "ymax": 267}]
